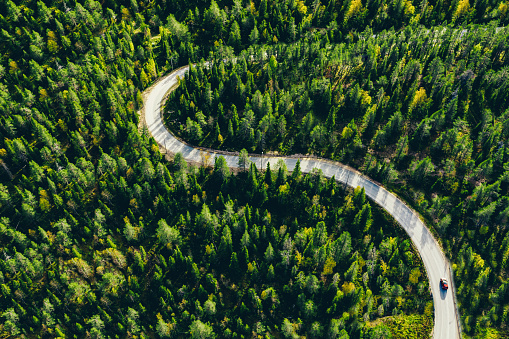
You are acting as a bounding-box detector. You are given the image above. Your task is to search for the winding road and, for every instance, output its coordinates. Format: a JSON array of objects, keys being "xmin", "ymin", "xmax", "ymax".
[{"xmin": 142, "ymin": 65, "xmax": 461, "ymax": 339}]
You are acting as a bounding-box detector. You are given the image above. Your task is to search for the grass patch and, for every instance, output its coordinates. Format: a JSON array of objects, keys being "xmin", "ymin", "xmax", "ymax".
[
  {"xmin": 365, "ymin": 312, "xmax": 433, "ymax": 339},
  {"xmin": 464, "ymin": 327, "xmax": 509, "ymax": 339}
]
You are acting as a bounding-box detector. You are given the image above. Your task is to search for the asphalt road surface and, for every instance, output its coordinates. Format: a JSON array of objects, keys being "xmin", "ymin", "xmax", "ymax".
[{"xmin": 143, "ymin": 65, "xmax": 461, "ymax": 339}]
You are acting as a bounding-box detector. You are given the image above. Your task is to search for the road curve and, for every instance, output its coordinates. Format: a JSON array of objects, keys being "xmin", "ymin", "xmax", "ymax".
[{"xmin": 143, "ymin": 65, "xmax": 461, "ymax": 339}]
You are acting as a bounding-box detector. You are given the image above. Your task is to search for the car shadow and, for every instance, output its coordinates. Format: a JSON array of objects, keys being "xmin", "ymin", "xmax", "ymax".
[{"xmin": 440, "ymin": 283, "xmax": 447, "ymax": 300}]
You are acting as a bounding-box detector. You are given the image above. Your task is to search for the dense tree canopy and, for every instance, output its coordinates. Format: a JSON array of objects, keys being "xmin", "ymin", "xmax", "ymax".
[
  {"xmin": 0, "ymin": 0, "xmax": 508, "ymax": 337},
  {"xmin": 164, "ymin": 23, "xmax": 509, "ymax": 338}
]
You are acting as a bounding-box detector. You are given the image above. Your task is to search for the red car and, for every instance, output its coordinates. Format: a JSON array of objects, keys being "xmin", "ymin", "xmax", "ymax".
[{"xmin": 440, "ymin": 278, "xmax": 449, "ymax": 290}]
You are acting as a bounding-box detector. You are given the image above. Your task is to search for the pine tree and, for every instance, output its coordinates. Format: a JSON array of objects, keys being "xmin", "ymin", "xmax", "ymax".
[
  {"xmin": 292, "ymin": 160, "xmax": 302, "ymax": 181},
  {"xmin": 249, "ymin": 25, "xmax": 260, "ymax": 44},
  {"xmin": 228, "ymin": 20, "xmax": 242, "ymax": 51},
  {"xmin": 156, "ymin": 219, "xmax": 181, "ymax": 249}
]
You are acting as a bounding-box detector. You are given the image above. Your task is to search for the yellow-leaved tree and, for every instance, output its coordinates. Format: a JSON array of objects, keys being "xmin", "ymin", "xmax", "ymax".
[
  {"xmin": 344, "ymin": 0, "xmax": 362, "ymax": 24},
  {"xmin": 453, "ymin": 0, "xmax": 470, "ymax": 22},
  {"xmin": 409, "ymin": 87, "xmax": 428, "ymax": 117}
]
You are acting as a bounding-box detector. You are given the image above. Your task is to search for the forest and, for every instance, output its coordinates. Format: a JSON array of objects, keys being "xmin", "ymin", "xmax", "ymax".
[
  {"xmin": 0, "ymin": 0, "xmax": 508, "ymax": 338},
  {"xmin": 164, "ymin": 18, "xmax": 509, "ymax": 339}
]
